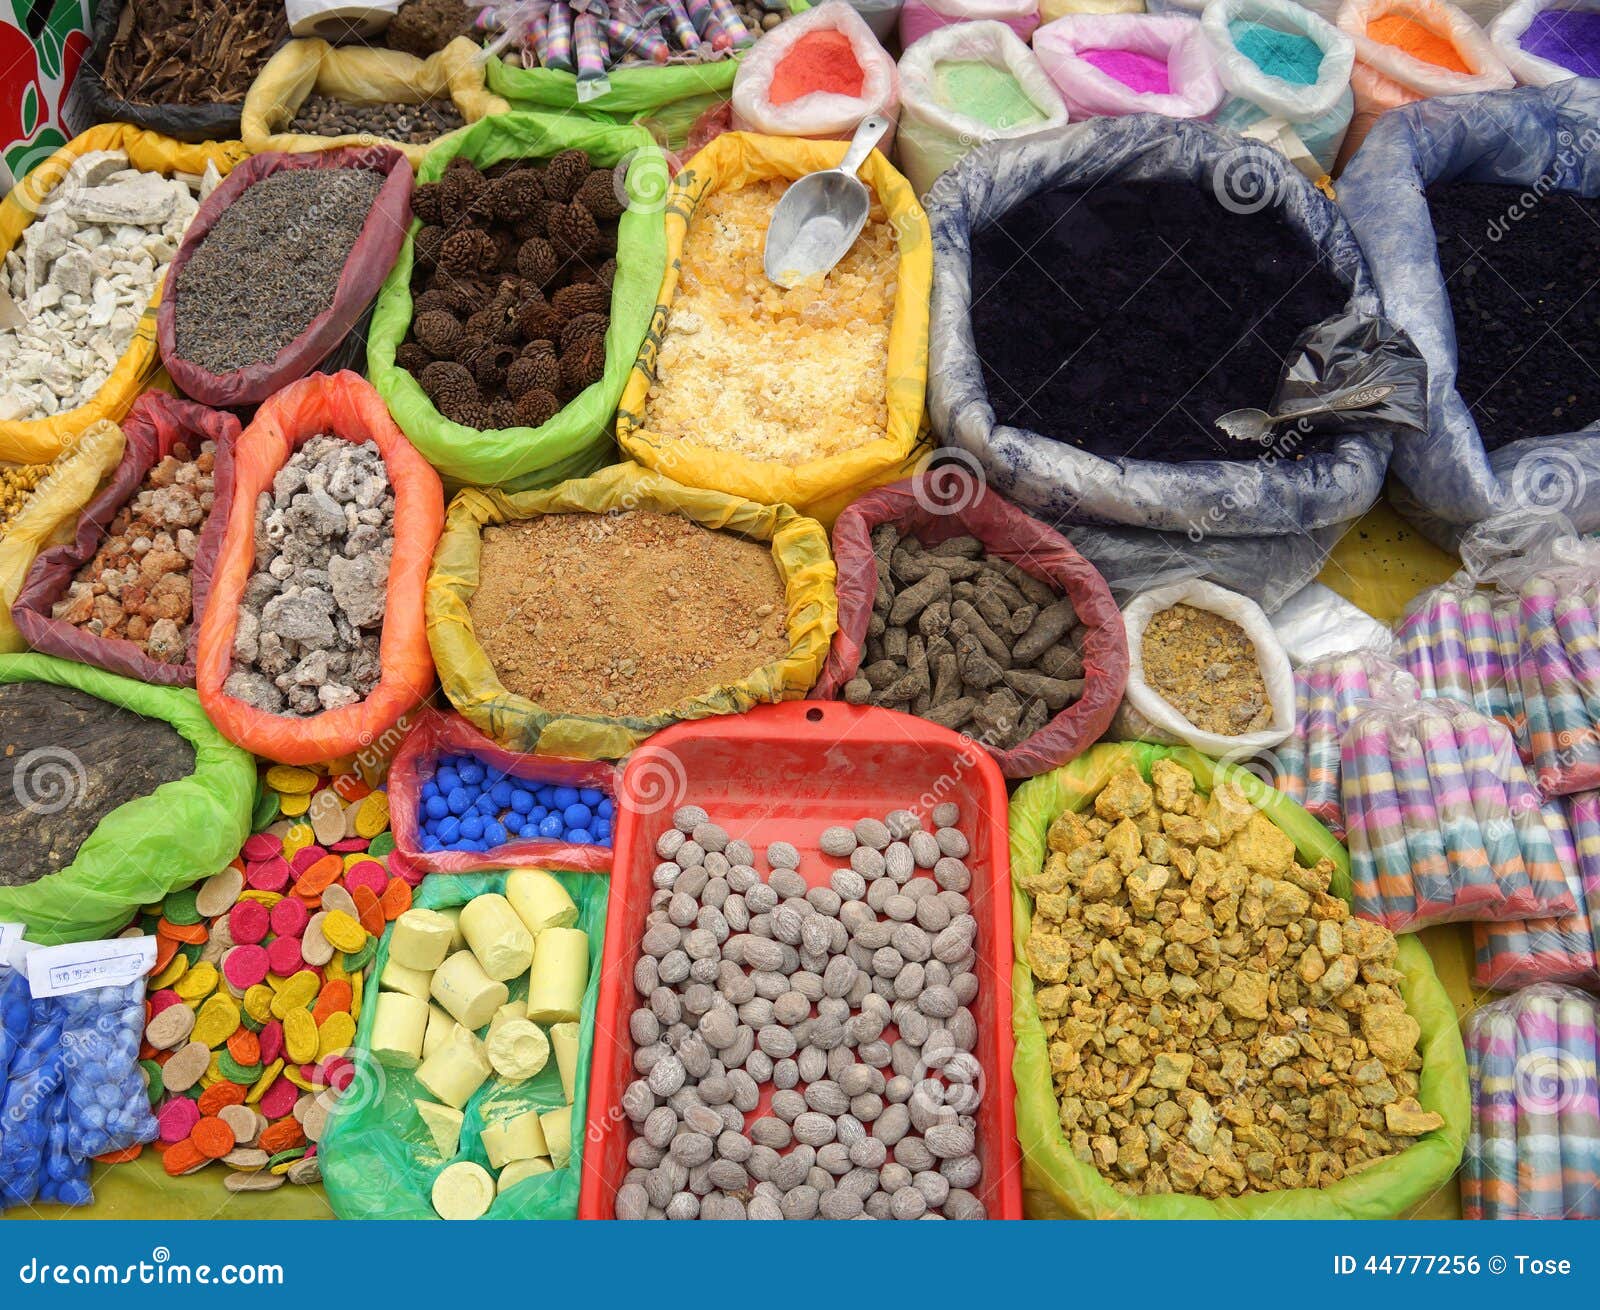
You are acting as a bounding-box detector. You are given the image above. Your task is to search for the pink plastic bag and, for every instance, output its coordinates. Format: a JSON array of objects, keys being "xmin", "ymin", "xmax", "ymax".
[
  {"xmin": 388, "ymin": 708, "xmax": 616, "ymax": 875},
  {"xmin": 1032, "ymin": 13, "xmax": 1225, "ymax": 120}
]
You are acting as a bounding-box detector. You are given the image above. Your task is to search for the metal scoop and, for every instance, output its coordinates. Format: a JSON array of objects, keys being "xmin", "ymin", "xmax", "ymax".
[
  {"xmin": 1213, "ymin": 382, "xmax": 1397, "ymax": 445},
  {"xmin": 763, "ymin": 115, "xmax": 892, "ymax": 289}
]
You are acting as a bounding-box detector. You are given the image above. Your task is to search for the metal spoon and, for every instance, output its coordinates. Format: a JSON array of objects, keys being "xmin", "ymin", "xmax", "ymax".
[
  {"xmin": 1213, "ymin": 382, "xmax": 1397, "ymax": 445},
  {"xmin": 763, "ymin": 115, "xmax": 892, "ymax": 289}
]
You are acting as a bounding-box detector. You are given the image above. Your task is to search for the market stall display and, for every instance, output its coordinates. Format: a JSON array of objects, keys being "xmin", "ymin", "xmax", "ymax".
[
  {"xmin": 13, "ymin": 392, "xmax": 237, "ymax": 687},
  {"xmin": 617, "ymin": 131, "xmax": 930, "ymax": 526},
  {"xmin": 1339, "ymin": 82, "xmax": 1600, "ymax": 548},
  {"xmin": 321, "ymin": 868, "xmax": 606, "ymax": 1219},
  {"xmin": 241, "ymin": 37, "xmax": 510, "ymax": 166},
  {"xmin": 1009, "ymin": 745, "xmax": 1467, "ymax": 1218},
  {"xmin": 368, "ymin": 112, "xmax": 666, "ymax": 491},
  {"xmin": 1200, "ymin": 0, "xmax": 1356, "ymax": 173},
  {"xmin": 157, "ymin": 148, "xmax": 413, "ymax": 409},
  {"xmin": 897, "ymin": 21, "xmax": 1069, "ymax": 199},
  {"xmin": 581, "ymin": 702, "xmax": 1022, "ymax": 1219},
  {"xmin": 1489, "ymin": 0, "xmax": 1600, "ymax": 83},
  {"xmin": 1462, "ymin": 985, "xmax": 1600, "ymax": 1220},
  {"xmin": 1031, "ymin": 13, "xmax": 1225, "ymax": 124},
  {"xmin": 425, "ymin": 462, "xmax": 836, "ymax": 759}
]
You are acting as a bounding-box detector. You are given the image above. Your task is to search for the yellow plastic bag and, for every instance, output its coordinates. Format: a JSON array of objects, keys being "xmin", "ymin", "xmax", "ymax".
[
  {"xmin": 1009, "ymin": 743, "xmax": 1469, "ymax": 1218},
  {"xmin": 240, "ymin": 37, "xmax": 511, "ymax": 168},
  {"xmin": 426, "ymin": 461, "xmax": 838, "ymax": 759},
  {"xmin": 616, "ymin": 132, "xmax": 932, "ymax": 528},
  {"xmin": 0, "ymin": 418, "xmax": 126, "ymax": 653},
  {"xmin": 0, "ymin": 125, "xmax": 249, "ymax": 467}
]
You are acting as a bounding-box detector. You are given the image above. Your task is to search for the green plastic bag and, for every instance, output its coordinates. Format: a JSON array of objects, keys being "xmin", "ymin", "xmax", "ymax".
[
  {"xmin": 0, "ymin": 652, "xmax": 257, "ymax": 944},
  {"xmin": 365, "ymin": 111, "xmax": 667, "ymax": 491},
  {"xmin": 1009, "ymin": 743, "xmax": 1469, "ymax": 1220},
  {"xmin": 322, "ymin": 869, "xmax": 608, "ymax": 1220},
  {"xmin": 484, "ymin": 3, "xmax": 809, "ymax": 152}
]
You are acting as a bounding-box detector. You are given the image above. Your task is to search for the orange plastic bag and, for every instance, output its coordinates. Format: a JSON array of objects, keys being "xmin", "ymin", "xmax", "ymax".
[{"xmin": 195, "ymin": 370, "xmax": 443, "ymax": 764}]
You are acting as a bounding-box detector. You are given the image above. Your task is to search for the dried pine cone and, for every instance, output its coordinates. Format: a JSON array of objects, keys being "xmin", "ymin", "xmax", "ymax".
[
  {"xmin": 439, "ymin": 228, "xmax": 498, "ymax": 276},
  {"xmin": 395, "ymin": 342, "xmax": 432, "ymax": 375},
  {"xmin": 419, "ymin": 360, "xmax": 478, "ymax": 410},
  {"xmin": 469, "ymin": 342, "xmax": 516, "ymax": 392},
  {"xmin": 439, "ymin": 165, "xmax": 490, "ymax": 222},
  {"xmin": 560, "ymin": 311, "xmax": 608, "ymax": 353},
  {"xmin": 577, "ymin": 169, "xmax": 625, "ymax": 221},
  {"xmin": 413, "ymin": 309, "xmax": 463, "ymax": 358},
  {"xmin": 488, "ymin": 399, "xmax": 522, "ymax": 430},
  {"xmin": 491, "ymin": 169, "xmax": 544, "ymax": 222},
  {"xmin": 412, "ymin": 287, "xmax": 455, "ymax": 317},
  {"xmin": 560, "ymin": 335, "xmax": 605, "ymax": 395},
  {"xmin": 445, "ymin": 154, "xmax": 477, "ymax": 175},
  {"xmin": 548, "ymin": 201, "xmax": 600, "ymax": 258},
  {"xmin": 512, "ymin": 199, "xmax": 554, "ymax": 241},
  {"xmin": 516, "ymin": 236, "xmax": 559, "ymax": 287},
  {"xmin": 491, "ymin": 228, "xmax": 519, "ymax": 270},
  {"xmin": 427, "ymin": 274, "xmax": 487, "ymax": 318},
  {"xmin": 413, "ymin": 224, "xmax": 447, "ymax": 270},
  {"xmin": 552, "ymin": 283, "xmax": 611, "ymax": 318},
  {"xmin": 412, "ymin": 181, "xmax": 445, "ymax": 224},
  {"xmin": 506, "ymin": 349, "xmax": 560, "ymax": 398},
  {"xmin": 542, "ymin": 149, "xmax": 590, "ymax": 203},
  {"xmin": 597, "ymin": 258, "xmax": 617, "ymax": 288},
  {"xmin": 515, "ymin": 295, "xmax": 562, "ymax": 344},
  {"xmin": 466, "ymin": 300, "xmax": 518, "ymax": 344},
  {"xmin": 515, "ymin": 389, "xmax": 562, "ymax": 428},
  {"xmin": 442, "ymin": 397, "xmax": 489, "ymax": 429}
]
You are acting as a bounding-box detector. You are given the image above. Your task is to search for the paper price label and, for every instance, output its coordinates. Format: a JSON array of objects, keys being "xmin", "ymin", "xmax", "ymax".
[{"xmin": 26, "ymin": 936, "xmax": 156, "ymax": 997}]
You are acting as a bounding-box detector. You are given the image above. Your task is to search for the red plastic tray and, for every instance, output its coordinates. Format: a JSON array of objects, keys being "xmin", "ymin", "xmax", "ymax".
[{"xmin": 579, "ymin": 701, "xmax": 1021, "ymax": 1220}]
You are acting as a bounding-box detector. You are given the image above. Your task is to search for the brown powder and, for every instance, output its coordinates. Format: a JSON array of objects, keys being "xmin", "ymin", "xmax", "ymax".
[
  {"xmin": 1140, "ymin": 603, "xmax": 1272, "ymax": 736},
  {"xmin": 469, "ymin": 510, "xmax": 792, "ymax": 718}
]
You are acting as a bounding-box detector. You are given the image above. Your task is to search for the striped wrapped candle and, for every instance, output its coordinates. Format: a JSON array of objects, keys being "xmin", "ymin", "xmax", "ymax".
[
  {"xmin": 1558, "ymin": 995, "xmax": 1600, "ymax": 1219},
  {"xmin": 1516, "ymin": 993, "xmax": 1566, "ymax": 1219},
  {"xmin": 1520, "ymin": 576, "xmax": 1600, "ymax": 794},
  {"xmin": 1570, "ymin": 791, "xmax": 1600, "ymax": 968},
  {"xmin": 1450, "ymin": 708, "xmax": 1534, "ymax": 914},
  {"xmin": 707, "ymin": 0, "xmax": 754, "ymax": 44},
  {"xmin": 1495, "ymin": 593, "xmax": 1529, "ymax": 751},
  {"xmin": 1396, "ymin": 604, "xmax": 1438, "ymax": 699},
  {"xmin": 1425, "ymin": 589, "xmax": 1475, "ymax": 704},
  {"xmin": 1272, "ymin": 668, "xmax": 1309, "ymax": 805},
  {"xmin": 1478, "ymin": 1009, "xmax": 1521, "ymax": 1220},
  {"xmin": 1388, "ymin": 722, "xmax": 1455, "ymax": 920},
  {"xmin": 1463, "ymin": 1023, "xmax": 1486, "ymax": 1220},
  {"xmin": 1461, "ymin": 588, "xmax": 1514, "ymax": 727},
  {"xmin": 1474, "ymin": 802, "xmax": 1597, "ymax": 989},
  {"xmin": 661, "ymin": 0, "xmax": 702, "ymax": 47},
  {"xmin": 542, "ymin": 1, "xmax": 575, "ymax": 70},
  {"xmin": 1341, "ymin": 716, "xmax": 1418, "ymax": 929},
  {"xmin": 573, "ymin": 7, "xmax": 611, "ymax": 97}
]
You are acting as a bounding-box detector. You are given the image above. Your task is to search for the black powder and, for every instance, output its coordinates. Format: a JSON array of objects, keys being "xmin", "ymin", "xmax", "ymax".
[
  {"xmin": 1427, "ymin": 181, "xmax": 1600, "ymax": 449},
  {"xmin": 969, "ymin": 180, "xmax": 1350, "ymax": 462},
  {"xmin": 0, "ymin": 682, "xmax": 196, "ymax": 886}
]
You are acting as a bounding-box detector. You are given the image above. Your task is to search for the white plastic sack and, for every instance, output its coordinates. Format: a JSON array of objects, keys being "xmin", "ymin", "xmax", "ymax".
[
  {"xmin": 732, "ymin": 1, "xmax": 901, "ymax": 141},
  {"xmin": 845, "ymin": 0, "xmax": 906, "ymax": 41},
  {"xmin": 900, "ymin": 0, "xmax": 1042, "ymax": 47},
  {"xmin": 1041, "ymin": 0, "xmax": 1145, "ymax": 19},
  {"xmin": 1202, "ymin": 0, "xmax": 1357, "ymax": 172},
  {"xmin": 1269, "ymin": 580, "xmax": 1393, "ymax": 664},
  {"xmin": 897, "ymin": 22, "xmax": 1069, "ymax": 198},
  {"xmin": 1033, "ymin": 13, "xmax": 1226, "ymax": 119},
  {"xmin": 1489, "ymin": 0, "xmax": 1600, "ymax": 83},
  {"xmin": 1116, "ymin": 578, "xmax": 1297, "ymax": 755}
]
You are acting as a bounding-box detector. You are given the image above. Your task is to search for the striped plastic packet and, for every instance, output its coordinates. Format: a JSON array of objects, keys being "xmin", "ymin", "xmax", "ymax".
[
  {"xmin": 1395, "ymin": 576, "xmax": 1525, "ymax": 743},
  {"xmin": 1272, "ymin": 648, "xmax": 1415, "ymax": 838},
  {"xmin": 1463, "ymin": 985, "xmax": 1600, "ymax": 1221}
]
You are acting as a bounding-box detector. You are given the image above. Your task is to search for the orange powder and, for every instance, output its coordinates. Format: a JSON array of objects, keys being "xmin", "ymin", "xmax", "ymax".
[
  {"xmin": 1367, "ymin": 14, "xmax": 1471, "ymax": 71},
  {"xmin": 768, "ymin": 30, "xmax": 865, "ymax": 104}
]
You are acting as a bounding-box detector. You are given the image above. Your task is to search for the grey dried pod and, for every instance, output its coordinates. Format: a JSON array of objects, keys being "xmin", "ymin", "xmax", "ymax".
[
  {"xmin": 772, "ymin": 1143, "xmax": 815, "ymax": 1190},
  {"xmin": 883, "ymin": 894, "xmax": 917, "ymax": 924},
  {"xmin": 916, "ymin": 896, "xmax": 952, "ymax": 932},
  {"xmin": 865, "ymin": 1190, "xmax": 894, "ymax": 1220},
  {"xmin": 747, "ymin": 1144, "xmax": 780, "ymax": 1183},
  {"xmin": 873, "ymin": 1103, "xmax": 912, "ymax": 1146},
  {"xmin": 815, "ymin": 1142, "xmax": 851, "ymax": 1175},
  {"xmin": 772, "ymin": 1057, "xmax": 799, "ymax": 1090},
  {"xmin": 658, "ymin": 950, "xmax": 691, "ymax": 985},
  {"xmin": 673, "ymin": 805, "xmax": 708, "ymax": 833},
  {"xmin": 676, "ymin": 840, "xmax": 706, "ymax": 869},
  {"xmin": 653, "ymin": 861, "xmax": 682, "ymax": 890},
  {"xmin": 691, "ymin": 821, "xmax": 728, "ymax": 853},
  {"xmin": 884, "ymin": 1076, "xmax": 915, "ymax": 1106},
  {"xmin": 858, "ymin": 1039, "xmax": 892, "ymax": 1068},
  {"xmin": 716, "ymin": 1129, "xmax": 752, "ymax": 1163},
  {"xmin": 724, "ymin": 839, "xmax": 754, "ymax": 866},
  {"xmin": 628, "ymin": 1138, "xmax": 665, "ymax": 1169},
  {"xmin": 934, "ymin": 827, "xmax": 970, "ymax": 858},
  {"xmin": 792, "ymin": 1111, "xmax": 837, "ymax": 1147},
  {"xmin": 657, "ymin": 828, "xmax": 687, "ymax": 859},
  {"xmin": 727, "ymin": 863, "xmax": 760, "ymax": 894},
  {"xmin": 894, "ymin": 964, "xmax": 927, "ymax": 1005},
  {"xmin": 819, "ymin": 825, "xmax": 857, "ymax": 857},
  {"xmin": 622, "ymin": 1077, "xmax": 658, "ymax": 1118},
  {"xmin": 644, "ymin": 1167, "xmax": 676, "ymax": 1210},
  {"xmin": 894, "ymin": 1136, "xmax": 936, "ymax": 1172},
  {"xmin": 849, "ymin": 1136, "xmax": 888, "ymax": 1170},
  {"xmin": 939, "ymin": 1153, "xmax": 982, "ymax": 1189},
  {"xmin": 908, "ymin": 830, "xmax": 941, "ymax": 868},
  {"xmin": 805, "ymin": 885, "xmax": 843, "ymax": 917},
  {"xmin": 616, "ymin": 1182, "xmax": 650, "ymax": 1220},
  {"xmin": 769, "ymin": 868, "xmax": 807, "ymax": 900},
  {"xmin": 648, "ymin": 1054, "xmax": 686, "ymax": 1096},
  {"xmin": 746, "ymin": 883, "xmax": 779, "ymax": 914},
  {"xmin": 891, "ymin": 1185, "xmax": 928, "ymax": 1221},
  {"xmin": 634, "ymin": 954, "xmax": 660, "ymax": 997},
  {"xmin": 766, "ymin": 841, "xmax": 801, "ymax": 869},
  {"xmin": 781, "ymin": 1185, "xmax": 820, "ymax": 1220},
  {"xmin": 770, "ymin": 1088, "xmax": 806, "ymax": 1123},
  {"xmin": 933, "ymin": 857, "xmax": 971, "ymax": 892},
  {"xmin": 851, "ymin": 1092, "xmax": 885, "ymax": 1122},
  {"xmin": 914, "ymin": 1170, "xmax": 951, "ymax": 1208},
  {"xmin": 931, "ymin": 802, "xmax": 960, "ymax": 828},
  {"xmin": 884, "ymin": 842, "xmax": 915, "ymax": 882},
  {"xmin": 851, "ymin": 846, "xmax": 887, "ymax": 879},
  {"xmin": 668, "ymin": 1131, "xmax": 713, "ymax": 1167},
  {"xmin": 830, "ymin": 869, "xmax": 867, "ymax": 902},
  {"xmin": 818, "ymin": 1188, "xmax": 862, "ymax": 1220},
  {"xmin": 747, "ymin": 1193, "xmax": 784, "ymax": 1221}
]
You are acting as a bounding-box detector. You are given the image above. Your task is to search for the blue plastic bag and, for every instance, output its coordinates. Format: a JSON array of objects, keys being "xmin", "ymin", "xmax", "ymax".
[
  {"xmin": 1338, "ymin": 83, "xmax": 1600, "ymax": 550},
  {"xmin": 60, "ymin": 982, "xmax": 158, "ymax": 1162},
  {"xmin": 0, "ymin": 996, "xmax": 64, "ymax": 1210}
]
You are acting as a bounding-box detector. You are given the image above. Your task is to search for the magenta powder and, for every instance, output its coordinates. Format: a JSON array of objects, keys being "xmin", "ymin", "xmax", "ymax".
[
  {"xmin": 1078, "ymin": 47, "xmax": 1173, "ymax": 95},
  {"xmin": 1520, "ymin": 8, "xmax": 1600, "ymax": 76}
]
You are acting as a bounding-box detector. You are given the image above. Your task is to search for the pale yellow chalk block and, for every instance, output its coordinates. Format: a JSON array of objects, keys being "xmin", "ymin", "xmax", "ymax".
[
  {"xmin": 372, "ymin": 992, "xmax": 429, "ymax": 1063},
  {"xmin": 505, "ymin": 869, "xmax": 578, "ymax": 936},
  {"xmin": 430, "ymin": 950, "xmax": 509, "ymax": 1032},
  {"xmin": 540, "ymin": 1105, "xmax": 572, "ymax": 1170},
  {"xmin": 497, "ymin": 1156, "xmax": 554, "ymax": 1193},
  {"xmin": 480, "ymin": 1108, "xmax": 549, "ymax": 1169},
  {"xmin": 379, "ymin": 957, "xmax": 433, "ymax": 1002},
  {"xmin": 416, "ymin": 1100, "xmax": 464, "ymax": 1159},
  {"xmin": 390, "ymin": 908, "xmax": 457, "ymax": 972},
  {"xmin": 415, "ymin": 1024, "xmax": 492, "ymax": 1111},
  {"xmin": 486, "ymin": 1018, "xmax": 550, "ymax": 1082},
  {"xmin": 526, "ymin": 927, "xmax": 588, "ymax": 1024},
  {"xmin": 432, "ymin": 1160, "xmax": 495, "ymax": 1220},
  {"xmin": 550, "ymin": 1021, "xmax": 580, "ymax": 1104},
  {"xmin": 422, "ymin": 1003, "xmax": 456, "ymax": 1059},
  {"xmin": 459, "ymin": 893, "xmax": 534, "ymax": 982}
]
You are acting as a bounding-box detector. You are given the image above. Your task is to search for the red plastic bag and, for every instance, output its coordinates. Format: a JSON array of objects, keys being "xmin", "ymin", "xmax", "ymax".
[
  {"xmin": 156, "ymin": 146, "xmax": 413, "ymax": 408},
  {"xmin": 811, "ymin": 469, "xmax": 1129, "ymax": 778},
  {"xmin": 11, "ymin": 391, "xmax": 239, "ymax": 688},
  {"xmin": 196, "ymin": 370, "xmax": 444, "ymax": 765},
  {"xmin": 388, "ymin": 708, "xmax": 616, "ymax": 875}
]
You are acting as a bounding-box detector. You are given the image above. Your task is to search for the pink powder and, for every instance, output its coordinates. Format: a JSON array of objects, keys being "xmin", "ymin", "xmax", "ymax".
[{"xmin": 1078, "ymin": 47, "xmax": 1173, "ymax": 95}]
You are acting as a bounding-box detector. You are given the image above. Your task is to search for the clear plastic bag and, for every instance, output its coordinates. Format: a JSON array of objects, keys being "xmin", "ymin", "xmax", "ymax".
[
  {"xmin": 59, "ymin": 982, "xmax": 159, "ymax": 1162},
  {"xmin": 900, "ymin": 0, "xmax": 1040, "ymax": 46},
  {"xmin": 1489, "ymin": 0, "xmax": 1600, "ymax": 85}
]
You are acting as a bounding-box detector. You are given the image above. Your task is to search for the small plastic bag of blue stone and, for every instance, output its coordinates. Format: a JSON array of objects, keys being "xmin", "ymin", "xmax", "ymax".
[
  {"xmin": 0, "ymin": 964, "xmax": 28, "ymax": 1087},
  {"xmin": 0, "ymin": 993, "xmax": 70, "ymax": 1210},
  {"xmin": 60, "ymin": 981, "xmax": 158, "ymax": 1161}
]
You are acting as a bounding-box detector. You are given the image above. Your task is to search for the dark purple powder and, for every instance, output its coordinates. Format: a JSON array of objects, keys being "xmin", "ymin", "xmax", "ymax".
[{"xmin": 1520, "ymin": 7, "xmax": 1600, "ymax": 77}]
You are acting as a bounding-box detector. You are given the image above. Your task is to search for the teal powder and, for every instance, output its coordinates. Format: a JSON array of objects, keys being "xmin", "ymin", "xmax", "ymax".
[{"xmin": 1228, "ymin": 19, "xmax": 1325, "ymax": 85}]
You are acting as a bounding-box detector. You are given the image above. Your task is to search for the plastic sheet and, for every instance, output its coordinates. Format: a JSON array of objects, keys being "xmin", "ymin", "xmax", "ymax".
[
  {"xmin": 425, "ymin": 461, "xmax": 837, "ymax": 760},
  {"xmin": 195, "ymin": 371, "xmax": 444, "ymax": 766},
  {"xmin": 926, "ymin": 118, "xmax": 1407, "ymax": 549},
  {"xmin": 1033, "ymin": 14, "xmax": 1226, "ymax": 123},
  {"xmin": 366, "ymin": 111, "xmax": 667, "ymax": 492},
  {"xmin": 899, "ymin": 0, "xmax": 1041, "ymax": 46},
  {"xmin": 1338, "ymin": 82, "xmax": 1600, "ymax": 549},
  {"xmin": 12, "ymin": 393, "xmax": 238, "ymax": 688},
  {"xmin": 157, "ymin": 147, "xmax": 414, "ymax": 409},
  {"xmin": 1201, "ymin": 0, "xmax": 1357, "ymax": 172},
  {"xmin": 898, "ymin": 21, "xmax": 1068, "ymax": 200},
  {"xmin": 0, "ymin": 653, "xmax": 256, "ymax": 945},
  {"xmin": 1009, "ymin": 743, "xmax": 1468, "ymax": 1219},
  {"xmin": 1489, "ymin": 0, "xmax": 1600, "ymax": 84},
  {"xmin": 810, "ymin": 469, "xmax": 1128, "ymax": 777},
  {"xmin": 732, "ymin": 2, "xmax": 900, "ymax": 141},
  {"xmin": 241, "ymin": 36, "xmax": 510, "ymax": 167}
]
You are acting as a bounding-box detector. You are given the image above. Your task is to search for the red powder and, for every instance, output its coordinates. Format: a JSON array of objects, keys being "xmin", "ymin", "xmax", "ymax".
[
  {"xmin": 768, "ymin": 30, "xmax": 865, "ymax": 104},
  {"xmin": 1367, "ymin": 14, "xmax": 1471, "ymax": 71}
]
